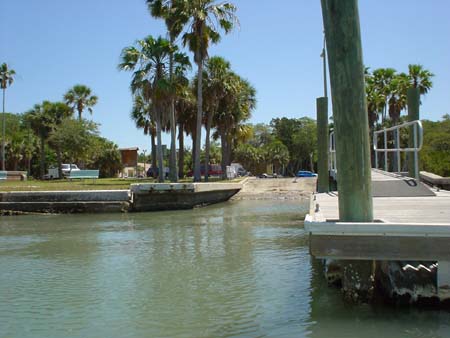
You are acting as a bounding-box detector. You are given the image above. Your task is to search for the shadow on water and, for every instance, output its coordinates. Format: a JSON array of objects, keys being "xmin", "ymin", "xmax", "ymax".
[{"xmin": 0, "ymin": 199, "xmax": 449, "ymax": 338}]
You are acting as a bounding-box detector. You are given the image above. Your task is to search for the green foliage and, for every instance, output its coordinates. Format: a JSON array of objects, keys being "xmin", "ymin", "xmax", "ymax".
[
  {"xmin": 63, "ymin": 84, "xmax": 98, "ymax": 120},
  {"xmin": 421, "ymin": 116, "xmax": 450, "ymax": 176},
  {"xmin": 365, "ymin": 64, "xmax": 434, "ymax": 128},
  {"xmin": 87, "ymin": 137, "xmax": 122, "ymax": 178},
  {"xmin": 270, "ymin": 117, "xmax": 317, "ymax": 174}
]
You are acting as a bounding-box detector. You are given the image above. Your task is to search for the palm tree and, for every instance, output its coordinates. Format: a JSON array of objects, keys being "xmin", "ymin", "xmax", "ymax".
[
  {"xmin": 46, "ymin": 102, "xmax": 74, "ymax": 177},
  {"xmin": 408, "ymin": 64, "xmax": 434, "ymax": 96},
  {"xmin": 63, "ymin": 84, "xmax": 98, "ymax": 120},
  {"xmin": 1, "ymin": 63, "xmax": 16, "ymax": 170},
  {"xmin": 24, "ymin": 101, "xmax": 68, "ymax": 178},
  {"xmin": 179, "ymin": 0, "xmax": 238, "ymax": 182},
  {"xmin": 119, "ymin": 35, "xmax": 190, "ymax": 182},
  {"xmin": 371, "ymin": 68, "xmax": 396, "ymax": 123},
  {"xmin": 131, "ymin": 94, "xmax": 157, "ymax": 177},
  {"xmin": 202, "ymin": 56, "xmax": 232, "ymax": 181},
  {"xmin": 147, "ymin": 0, "xmax": 188, "ymax": 181},
  {"xmin": 213, "ymin": 74, "xmax": 256, "ymax": 176}
]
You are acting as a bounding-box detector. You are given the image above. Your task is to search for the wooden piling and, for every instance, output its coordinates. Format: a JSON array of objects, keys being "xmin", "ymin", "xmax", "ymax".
[
  {"xmin": 317, "ymin": 97, "xmax": 329, "ymax": 193},
  {"xmin": 321, "ymin": 0, "xmax": 373, "ymax": 222}
]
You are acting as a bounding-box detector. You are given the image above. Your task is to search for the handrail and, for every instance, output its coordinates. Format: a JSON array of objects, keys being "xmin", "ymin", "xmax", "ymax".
[
  {"xmin": 373, "ymin": 120, "xmax": 423, "ymax": 180},
  {"xmin": 328, "ymin": 130, "xmax": 337, "ymax": 179}
]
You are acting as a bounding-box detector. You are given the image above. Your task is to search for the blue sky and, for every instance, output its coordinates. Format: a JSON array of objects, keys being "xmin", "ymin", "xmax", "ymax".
[{"xmin": 1, "ymin": 0, "xmax": 449, "ymax": 151}]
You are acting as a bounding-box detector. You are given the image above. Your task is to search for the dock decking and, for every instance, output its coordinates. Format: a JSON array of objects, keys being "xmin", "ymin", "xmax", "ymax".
[{"xmin": 305, "ymin": 169, "xmax": 450, "ymax": 260}]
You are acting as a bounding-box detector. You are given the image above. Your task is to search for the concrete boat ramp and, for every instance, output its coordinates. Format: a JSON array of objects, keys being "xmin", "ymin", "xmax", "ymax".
[
  {"xmin": 305, "ymin": 169, "xmax": 450, "ymax": 303},
  {"xmin": 0, "ymin": 182, "xmax": 242, "ymax": 214}
]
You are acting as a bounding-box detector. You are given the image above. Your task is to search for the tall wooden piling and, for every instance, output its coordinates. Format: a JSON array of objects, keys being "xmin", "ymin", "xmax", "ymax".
[
  {"xmin": 317, "ymin": 97, "xmax": 329, "ymax": 193},
  {"xmin": 407, "ymin": 87, "xmax": 420, "ymax": 179},
  {"xmin": 321, "ymin": 0, "xmax": 373, "ymax": 222}
]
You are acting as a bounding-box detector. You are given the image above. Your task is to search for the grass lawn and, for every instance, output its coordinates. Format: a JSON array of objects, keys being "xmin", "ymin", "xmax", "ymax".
[{"xmin": 0, "ymin": 177, "xmax": 243, "ymax": 192}]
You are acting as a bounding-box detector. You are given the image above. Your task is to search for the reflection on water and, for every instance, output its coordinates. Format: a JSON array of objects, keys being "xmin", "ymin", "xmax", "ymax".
[{"xmin": 0, "ymin": 200, "xmax": 449, "ymax": 338}]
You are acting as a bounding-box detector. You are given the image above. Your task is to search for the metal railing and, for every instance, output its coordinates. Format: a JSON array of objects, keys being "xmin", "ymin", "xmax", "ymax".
[
  {"xmin": 328, "ymin": 130, "xmax": 337, "ymax": 180},
  {"xmin": 373, "ymin": 120, "xmax": 423, "ymax": 180}
]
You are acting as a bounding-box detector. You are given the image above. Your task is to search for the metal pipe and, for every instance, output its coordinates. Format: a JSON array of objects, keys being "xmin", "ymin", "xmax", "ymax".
[
  {"xmin": 383, "ymin": 129, "xmax": 388, "ymax": 172},
  {"xmin": 396, "ymin": 129, "xmax": 401, "ymax": 173},
  {"xmin": 414, "ymin": 123, "xmax": 419, "ymax": 180}
]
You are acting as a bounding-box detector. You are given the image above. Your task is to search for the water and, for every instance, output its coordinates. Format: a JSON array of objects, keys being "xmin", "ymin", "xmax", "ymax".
[{"xmin": 0, "ymin": 200, "xmax": 449, "ymax": 338}]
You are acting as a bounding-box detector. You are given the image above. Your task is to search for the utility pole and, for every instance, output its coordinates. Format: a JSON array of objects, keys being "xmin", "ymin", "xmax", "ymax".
[{"xmin": 321, "ymin": 0, "xmax": 373, "ymax": 222}]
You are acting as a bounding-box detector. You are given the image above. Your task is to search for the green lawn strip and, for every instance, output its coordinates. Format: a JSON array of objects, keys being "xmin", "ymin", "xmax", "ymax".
[{"xmin": 0, "ymin": 177, "xmax": 244, "ymax": 192}]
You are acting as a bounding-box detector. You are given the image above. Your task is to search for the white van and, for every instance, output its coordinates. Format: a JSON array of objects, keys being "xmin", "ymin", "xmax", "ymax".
[{"xmin": 45, "ymin": 164, "xmax": 80, "ymax": 179}]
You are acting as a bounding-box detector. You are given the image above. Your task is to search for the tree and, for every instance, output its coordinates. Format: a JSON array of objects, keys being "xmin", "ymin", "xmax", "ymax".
[
  {"xmin": 23, "ymin": 102, "xmax": 59, "ymax": 178},
  {"xmin": 63, "ymin": 84, "xmax": 98, "ymax": 120},
  {"xmin": 1, "ymin": 63, "xmax": 16, "ymax": 170},
  {"xmin": 408, "ymin": 64, "xmax": 434, "ymax": 96},
  {"xmin": 119, "ymin": 35, "xmax": 190, "ymax": 182},
  {"xmin": 45, "ymin": 102, "xmax": 72, "ymax": 177},
  {"xmin": 214, "ymin": 74, "xmax": 256, "ymax": 176},
  {"xmin": 263, "ymin": 139, "xmax": 290, "ymax": 174},
  {"xmin": 202, "ymin": 56, "xmax": 232, "ymax": 181},
  {"xmin": 130, "ymin": 94, "xmax": 157, "ymax": 177},
  {"xmin": 147, "ymin": 0, "xmax": 188, "ymax": 181},
  {"xmin": 180, "ymin": 0, "xmax": 238, "ymax": 182}
]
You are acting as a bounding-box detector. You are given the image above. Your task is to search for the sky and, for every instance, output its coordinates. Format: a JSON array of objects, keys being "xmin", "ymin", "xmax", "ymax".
[{"xmin": 1, "ymin": 0, "xmax": 450, "ymax": 152}]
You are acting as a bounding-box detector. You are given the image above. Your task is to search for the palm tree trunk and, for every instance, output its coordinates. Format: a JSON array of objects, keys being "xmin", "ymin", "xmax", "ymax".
[
  {"xmin": 178, "ymin": 124, "xmax": 184, "ymax": 178},
  {"xmin": 2, "ymin": 88, "xmax": 6, "ymax": 171},
  {"xmin": 220, "ymin": 132, "xmax": 227, "ymax": 179},
  {"xmin": 192, "ymin": 130, "xmax": 196, "ymax": 174},
  {"xmin": 40, "ymin": 134, "xmax": 45, "ymax": 179},
  {"xmin": 156, "ymin": 110, "xmax": 164, "ymax": 183},
  {"xmin": 57, "ymin": 145, "xmax": 63, "ymax": 179},
  {"xmin": 151, "ymin": 132, "xmax": 157, "ymax": 178},
  {"xmin": 168, "ymin": 36, "xmax": 177, "ymax": 182},
  {"xmin": 194, "ymin": 57, "xmax": 203, "ymax": 182},
  {"xmin": 204, "ymin": 110, "xmax": 213, "ymax": 182}
]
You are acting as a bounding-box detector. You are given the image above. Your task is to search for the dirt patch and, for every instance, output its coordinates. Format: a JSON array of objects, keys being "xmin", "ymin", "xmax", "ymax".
[{"xmin": 232, "ymin": 177, "xmax": 316, "ymax": 200}]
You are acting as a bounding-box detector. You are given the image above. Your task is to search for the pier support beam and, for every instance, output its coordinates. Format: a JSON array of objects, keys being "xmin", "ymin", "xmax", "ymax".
[
  {"xmin": 407, "ymin": 87, "xmax": 420, "ymax": 179},
  {"xmin": 342, "ymin": 260, "xmax": 374, "ymax": 303},
  {"xmin": 316, "ymin": 97, "xmax": 329, "ymax": 193},
  {"xmin": 321, "ymin": 0, "xmax": 373, "ymax": 222}
]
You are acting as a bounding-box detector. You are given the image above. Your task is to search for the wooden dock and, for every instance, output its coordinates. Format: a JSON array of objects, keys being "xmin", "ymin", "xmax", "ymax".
[{"xmin": 305, "ymin": 169, "xmax": 450, "ymax": 300}]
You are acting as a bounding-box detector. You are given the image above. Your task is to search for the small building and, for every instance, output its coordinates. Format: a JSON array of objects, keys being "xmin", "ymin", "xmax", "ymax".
[{"xmin": 119, "ymin": 147, "xmax": 138, "ymax": 178}]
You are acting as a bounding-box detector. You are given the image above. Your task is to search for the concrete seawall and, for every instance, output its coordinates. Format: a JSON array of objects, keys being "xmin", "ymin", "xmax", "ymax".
[
  {"xmin": 0, "ymin": 182, "xmax": 243, "ymax": 214},
  {"xmin": 0, "ymin": 190, "xmax": 130, "ymax": 214}
]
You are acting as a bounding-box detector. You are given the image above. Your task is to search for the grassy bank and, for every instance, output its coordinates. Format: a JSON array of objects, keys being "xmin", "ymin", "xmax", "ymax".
[{"xmin": 0, "ymin": 177, "xmax": 242, "ymax": 192}]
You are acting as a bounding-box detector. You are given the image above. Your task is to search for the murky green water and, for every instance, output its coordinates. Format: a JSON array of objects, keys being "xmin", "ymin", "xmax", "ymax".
[{"xmin": 1, "ymin": 200, "xmax": 449, "ymax": 338}]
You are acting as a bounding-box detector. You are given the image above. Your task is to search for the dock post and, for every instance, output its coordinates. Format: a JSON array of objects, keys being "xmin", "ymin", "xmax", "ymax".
[
  {"xmin": 317, "ymin": 97, "xmax": 329, "ymax": 193},
  {"xmin": 321, "ymin": 0, "xmax": 373, "ymax": 222},
  {"xmin": 321, "ymin": 0, "xmax": 374, "ymax": 303},
  {"xmin": 407, "ymin": 87, "xmax": 420, "ymax": 180}
]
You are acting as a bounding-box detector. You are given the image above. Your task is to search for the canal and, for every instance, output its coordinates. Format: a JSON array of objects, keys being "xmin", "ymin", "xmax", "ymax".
[{"xmin": 1, "ymin": 200, "xmax": 449, "ymax": 338}]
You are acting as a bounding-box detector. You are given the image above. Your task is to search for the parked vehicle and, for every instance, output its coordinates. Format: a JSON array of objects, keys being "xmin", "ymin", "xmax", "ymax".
[
  {"xmin": 296, "ymin": 170, "xmax": 318, "ymax": 178},
  {"xmin": 187, "ymin": 164, "xmax": 223, "ymax": 177},
  {"xmin": 44, "ymin": 164, "xmax": 80, "ymax": 179},
  {"xmin": 230, "ymin": 163, "xmax": 248, "ymax": 177},
  {"xmin": 146, "ymin": 167, "xmax": 169, "ymax": 179}
]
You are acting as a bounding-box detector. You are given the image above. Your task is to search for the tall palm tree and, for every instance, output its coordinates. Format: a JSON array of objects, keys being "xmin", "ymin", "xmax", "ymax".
[
  {"xmin": 202, "ymin": 56, "xmax": 232, "ymax": 181},
  {"xmin": 0, "ymin": 63, "xmax": 16, "ymax": 170},
  {"xmin": 371, "ymin": 68, "xmax": 396, "ymax": 123},
  {"xmin": 119, "ymin": 35, "xmax": 190, "ymax": 182},
  {"xmin": 213, "ymin": 74, "xmax": 256, "ymax": 176},
  {"xmin": 47, "ymin": 102, "xmax": 73, "ymax": 177},
  {"xmin": 24, "ymin": 101, "xmax": 66, "ymax": 178},
  {"xmin": 180, "ymin": 0, "xmax": 238, "ymax": 182},
  {"xmin": 131, "ymin": 94, "xmax": 157, "ymax": 177},
  {"xmin": 63, "ymin": 84, "xmax": 98, "ymax": 120},
  {"xmin": 147, "ymin": 0, "xmax": 188, "ymax": 181},
  {"xmin": 408, "ymin": 64, "xmax": 434, "ymax": 96}
]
